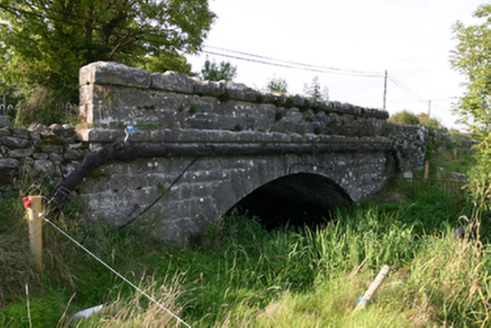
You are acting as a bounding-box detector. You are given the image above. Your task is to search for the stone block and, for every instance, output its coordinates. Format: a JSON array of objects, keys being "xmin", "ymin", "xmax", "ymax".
[
  {"xmin": 193, "ymin": 79, "xmax": 223, "ymax": 96},
  {"xmin": 12, "ymin": 128, "xmax": 29, "ymax": 139},
  {"xmin": 80, "ymin": 61, "xmax": 151, "ymax": 89},
  {"xmin": 33, "ymin": 153, "xmax": 49, "ymax": 160},
  {"xmin": 150, "ymin": 71, "xmax": 195, "ymax": 93},
  {"xmin": 0, "ymin": 128, "xmax": 11, "ymax": 136},
  {"xmin": 0, "ymin": 158, "xmax": 20, "ymax": 169},
  {"xmin": 0, "ymin": 136, "xmax": 29, "ymax": 148},
  {"xmin": 41, "ymin": 145, "xmax": 64, "ymax": 154},
  {"xmin": 0, "ymin": 116, "xmax": 11, "ymax": 128},
  {"xmin": 8, "ymin": 148, "xmax": 33, "ymax": 158},
  {"xmin": 33, "ymin": 159, "xmax": 55, "ymax": 175}
]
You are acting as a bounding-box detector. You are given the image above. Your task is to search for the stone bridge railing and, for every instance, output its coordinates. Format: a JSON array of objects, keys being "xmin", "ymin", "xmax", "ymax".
[{"xmin": 79, "ymin": 62, "xmax": 388, "ymax": 142}]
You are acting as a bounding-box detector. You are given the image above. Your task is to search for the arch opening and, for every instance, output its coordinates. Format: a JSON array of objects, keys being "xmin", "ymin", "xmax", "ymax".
[{"xmin": 226, "ymin": 173, "xmax": 353, "ymax": 231}]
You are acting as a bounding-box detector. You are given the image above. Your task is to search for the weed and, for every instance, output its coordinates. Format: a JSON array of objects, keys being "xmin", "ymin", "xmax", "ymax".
[
  {"xmin": 189, "ymin": 105, "xmax": 197, "ymax": 115},
  {"xmin": 285, "ymin": 96, "xmax": 295, "ymax": 109},
  {"xmin": 217, "ymin": 91, "xmax": 231, "ymax": 103}
]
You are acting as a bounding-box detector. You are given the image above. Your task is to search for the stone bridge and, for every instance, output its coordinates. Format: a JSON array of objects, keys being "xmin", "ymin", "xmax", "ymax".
[{"xmin": 74, "ymin": 62, "xmax": 397, "ymax": 243}]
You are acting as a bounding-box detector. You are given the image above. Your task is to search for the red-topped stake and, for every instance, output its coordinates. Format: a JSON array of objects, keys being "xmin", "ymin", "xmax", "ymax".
[{"xmin": 23, "ymin": 197, "xmax": 32, "ymax": 209}]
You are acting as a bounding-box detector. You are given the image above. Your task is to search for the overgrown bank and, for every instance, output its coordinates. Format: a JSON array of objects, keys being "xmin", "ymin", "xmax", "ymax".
[{"xmin": 0, "ymin": 178, "xmax": 489, "ymax": 327}]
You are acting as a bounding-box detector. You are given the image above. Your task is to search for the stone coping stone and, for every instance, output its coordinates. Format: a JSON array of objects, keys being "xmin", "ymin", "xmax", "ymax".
[
  {"xmin": 78, "ymin": 128, "xmax": 391, "ymax": 145},
  {"xmin": 80, "ymin": 61, "xmax": 151, "ymax": 89},
  {"xmin": 79, "ymin": 61, "xmax": 389, "ymax": 120}
]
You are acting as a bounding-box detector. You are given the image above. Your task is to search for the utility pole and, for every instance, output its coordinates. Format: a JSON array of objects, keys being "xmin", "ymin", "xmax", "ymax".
[
  {"xmin": 427, "ymin": 100, "xmax": 431, "ymax": 118},
  {"xmin": 383, "ymin": 70, "xmax": 387, "ymax": 110}
]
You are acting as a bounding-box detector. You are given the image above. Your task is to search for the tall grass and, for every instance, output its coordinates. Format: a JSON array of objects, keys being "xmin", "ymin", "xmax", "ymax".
[{"xmin": 1, "ymin": 180, "xmax": 489, "ymax": 327}]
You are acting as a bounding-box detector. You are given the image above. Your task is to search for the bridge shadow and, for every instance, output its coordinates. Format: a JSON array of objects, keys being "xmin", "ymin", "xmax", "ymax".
[{"xmin": 226, "ymin": 173, "xmax": 353, "ymax": 231}]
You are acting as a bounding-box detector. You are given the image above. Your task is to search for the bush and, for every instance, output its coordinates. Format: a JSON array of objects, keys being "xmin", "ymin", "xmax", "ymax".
[
  {"xmin": 387, "ymin": 110, "xmax": 420, "ymax": 125},
  {"xmin": 15, "ymin": 86, "xmax": 76, "ymax": 126}
]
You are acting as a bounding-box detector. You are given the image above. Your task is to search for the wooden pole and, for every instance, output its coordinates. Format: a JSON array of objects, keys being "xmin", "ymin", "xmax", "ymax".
[
  {"xmin": 424, "ymin": 161, "xmax": 430, "ymax": 180},
  {"xmin": 354, "ymin": 265, "xmax": 390, "ymax": 311},
  {"xmin": 26, "ymin": 196, "xmax": 43, "ymax": 269},
  {"xmin": 383, "ymin": 70, "xmax": 387, "ymax": 110},
  {"xmin": 453, "ymin": 148, "xmax": 458, "ymax": 160}
]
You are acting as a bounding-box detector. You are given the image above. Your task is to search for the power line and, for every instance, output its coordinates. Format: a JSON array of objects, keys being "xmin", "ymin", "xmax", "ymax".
[
  {"xmin": 204, "ymin": 45, "xmax": 383, "ymax": 77},
  {"xmin": 201, "ymin": 48, "xmax": 383, "ymax": 78},
  {"xmin": 387, "ymin": 75, "xmax": 452, "ymax": 114},
  {"xmin": 387, "ymin": 76, "xmax": 428, "ymax": 105}
]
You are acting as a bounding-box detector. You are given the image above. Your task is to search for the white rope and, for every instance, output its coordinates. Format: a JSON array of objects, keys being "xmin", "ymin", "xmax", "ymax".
[{"xmin": 33, "ymin": 209, "xmax": 192, "ymax": 328}]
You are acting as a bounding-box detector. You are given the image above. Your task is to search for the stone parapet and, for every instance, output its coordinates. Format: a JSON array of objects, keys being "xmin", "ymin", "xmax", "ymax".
[{"xmin": 79, "ymin": 62, "xmax": 388, "ymax": 138}]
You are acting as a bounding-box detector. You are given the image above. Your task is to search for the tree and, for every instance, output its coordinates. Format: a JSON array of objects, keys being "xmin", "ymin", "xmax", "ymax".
[
  {"xmin": 303, "ymin": 76, "xmax": 329, "ymax": 102},
  {"xmin": 451, "ymin": 3, "xmax": 491, "ymax": 212},
  {"xmin": 200, "ymin": 59, "xmax": 237, "ymax": 81},
  {"xmin": 0, "ymin": 0, "xmax": 215, "ymax": 123},
  {"xmin": 266, "ymin": 77, "xmax": 288, "ymax": 94}
]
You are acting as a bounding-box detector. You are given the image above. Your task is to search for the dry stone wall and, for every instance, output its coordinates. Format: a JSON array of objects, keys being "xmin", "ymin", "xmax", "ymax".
[{"xmin": 0, "ymin": 118, "xmax": 87, "ymax": 192}]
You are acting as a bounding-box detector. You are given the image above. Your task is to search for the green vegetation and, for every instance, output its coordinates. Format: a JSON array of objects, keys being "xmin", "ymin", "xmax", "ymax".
[
  {"xmin": 451, "ymin": 3, "xmax": 491, "ymax": 214},
  {"xmin": 200, "ymin": 59, "xmax": 237, "ymax": 81},
  {"xmin": 189, "ymin": 105, "xmax": 197, "ymax": 115},
  {"xmin": 265, "ymin": 77, "xmax": 289, "ymax": 94},
  {"xmin": 388, "ymin": 110, "xmax": 445, "ymax": 130},
  {"xmin": 0, "ymin": 0, "xmax": 215, "ymax": 125},
  {"xmin": 1, "ymin": 171, "xmax": 489, "ymax": 327},
  {"xmin": 303, "ymin": 76, "xmax": 329, "ymax": 102},
  {"xmin": 217, "ymin": 90, "xmax": 231, "ymax": 103}
]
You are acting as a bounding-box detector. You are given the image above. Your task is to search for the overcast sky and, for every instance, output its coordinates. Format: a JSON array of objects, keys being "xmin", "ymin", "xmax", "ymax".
[{"xmin": 186, "ymin": 0, "xmax": 486, "ymax": 130}]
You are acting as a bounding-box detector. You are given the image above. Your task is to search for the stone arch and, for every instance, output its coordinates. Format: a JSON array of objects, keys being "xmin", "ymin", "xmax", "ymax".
[{"xmin": 225, "ymin": 172, "xmax": 353, "ymax": 230}]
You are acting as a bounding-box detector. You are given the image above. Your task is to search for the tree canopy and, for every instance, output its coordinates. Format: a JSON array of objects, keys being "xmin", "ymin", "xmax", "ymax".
[
  {"xmin": 451, "ymin": 4, "xmax": 491, "ymax": 141},
  {"xmin": 0, "ymin": 0, "xmax": 215, "ymax": 111},
  {"xmin": 451, "ymin": 3, "xmax": 491, "ymax": 210}
]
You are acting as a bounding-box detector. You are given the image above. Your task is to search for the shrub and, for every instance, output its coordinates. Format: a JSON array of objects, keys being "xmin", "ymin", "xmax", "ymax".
[
  {"xmin": 387, "ymin": 110, "xmax": 419, "ymax": 125},
  {"xmin": 15, "ymin": 86, "xmax": 75, "ymax": 126}
]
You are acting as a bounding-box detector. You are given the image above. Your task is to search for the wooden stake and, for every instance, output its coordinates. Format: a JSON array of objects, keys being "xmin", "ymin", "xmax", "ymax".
[
  {"xmin": 26, "ymin": 196, "xmax": 43, "ymax": 269},
  {"xmin": 354, "ymin": 265, "xmax": 390, "ymax": 311},
  {"xmin": 453, "ymin": 148, "xmax": 457, "ymax": 160},
  {"xmin": 424, "ymin": 161, "xmax": 429, "ymax": 180}
]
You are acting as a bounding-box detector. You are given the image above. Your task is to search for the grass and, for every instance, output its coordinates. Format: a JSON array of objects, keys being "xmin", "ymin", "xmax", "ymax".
[{"xmin": 0, "ymin": 176, "xmax": 489, "ymax": 326}]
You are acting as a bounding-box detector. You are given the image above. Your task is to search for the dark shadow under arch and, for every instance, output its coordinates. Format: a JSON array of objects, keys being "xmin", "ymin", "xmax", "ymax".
[{"xmin": 226, "ymin": 173, "xmax": 353, "ymax": 231}]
